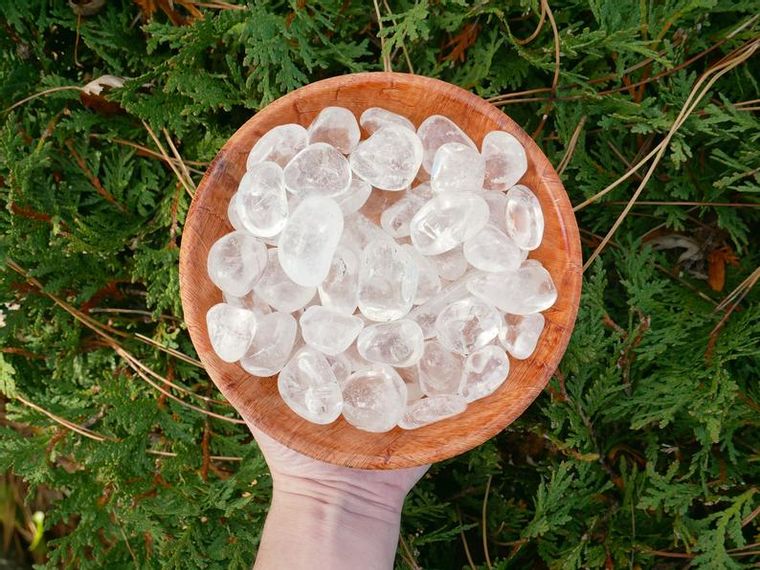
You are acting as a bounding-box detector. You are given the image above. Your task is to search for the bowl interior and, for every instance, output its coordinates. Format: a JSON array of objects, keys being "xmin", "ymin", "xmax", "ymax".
[{"xmin": 179, "ymin": 72, "xmax": 582, "ymax": 469}]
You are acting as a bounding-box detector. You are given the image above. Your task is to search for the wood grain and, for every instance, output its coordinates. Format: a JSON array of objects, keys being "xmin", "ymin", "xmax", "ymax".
[{"xmin": 179, "ymin": 72, "xmax": 582, "ymax": 469}]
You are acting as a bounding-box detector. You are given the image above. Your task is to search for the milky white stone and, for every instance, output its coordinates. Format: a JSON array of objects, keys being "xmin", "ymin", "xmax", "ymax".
[
  {"xmin": 333, "ymin": 177, "xmax": 372, "ymax": 215},
  {"xmin": 481, "ymin": 131, "xmax": 527, "ymax": 191},
  {"xmin": 401, "ymin": 245, "xmax": 441, "ymax": 305},
  {"xmin": 500, "ymin": 313, "xmax": 545, "ymax": 359},
  {"xmin": 240, "ymin": 312, "xmax": 297, "ymax": 376},
  {"xmin": 356, "ymin": 320, "xmax": 424, "ymax": 367},
  {"xmin": 460, "ymin": 345, "xmax": 510, "ymax": 402},
  {"xmin": 505, "ymin": 184, "xmax": 544, "ymax": 251},
  {"xmin": 417, "ymin": 115, "xmax": 476, "ymax": 174},
  {"xmin": 283, "ymin": 143, "xmax": 351, "ymax": 197},
  {"xmin": 429, "ymin": 246, "xmax": 468, "ymax": 281},
  {"xmin": 300, "ymin": 306, "xmax": 364, "ymax": 356},
  {"xmin": 404, "ymin": 380, "xmax": 425, "ymax": 403},
  {"xmin": 341, "ymin": 343, "xmax": 372, "ymax": 372},
  {"xmin": 357, "ymin": 240, "xmax": 418, "ymax": 321},
  {"xmin": 463, "ymin": 224, "xmax": 523, "ymax": 273},
  {"xmin": 409, "ymin": 181, "xmax": 434, "ymax": 200},
  {"xmin": 350, "ymin": 126, "xmax": 423, "ymax": 191},
  {"xmin": 206, "ymin": 303, "xmax": 257, "ymax": 363},
  {"xmin": 308, "ymin": 106, "xmax": 361, "ymax": 154},
  {"xmin": 254, "ymin": 249, "xmax": 316, "ymax": 313},
  {"xmin": 343, "ymin": 213, "xmax": 395, "ymax": 250},
  {"xmin": 207, "ymin": 231, "xmax": 268, "ymax": 297},
  {"xmin": 410, "ymin": 192, "xmax": 489, "ymax": 255},
  {"xmin": 467, "ymin": 260, "xmax": 557, "ymax": 314},
  {"xmin": 227, "ymin": 192, "xmax": 244, "ymax": 231},
  {"xmin": 341, "ymin": 365, "xmax": 407, "ymax": 432},
  {"xmin": 236, "ymin": 162, "xmax": 288, "ymax": 238},
  {"xmin": 418, "ymin": 340, "xmax": 463, "ymax": 396},
  {"xmin": 327, "ymin": 353, "xmax": 352, "ymax": 386},
  {"xmin": 222, "ymin": 291, "xmax": 272, "ymax": 319},
  {"xmin": 435, "ymin": 297, "xmax": 501, "ymax": 355},
  {"xmin": 398, "ymin": 394, "xmax": 467, "ymax": 430},
  {"xmin": 481, "ymin": 191, "xmax": 508, "ymax": 230},
  {"xmin": 278, "ymin": 197, "xmax": 344, "ymax": 287},
  {"xmin": 431, "ymin": 142, "xmax": 485, "ymax": 194},
  {"xmin": 360, "ymin": 107, "xmax": 415, "ymax": 135},
  {"xmin": 318, "ymin": 244, "xmax": 360, "ymax": 314},
  {"xmin": 247, "ymin": 124, "xmax": 308, "ymax": 170},
  {"xmin": 380, "ymin": 194, "xmax": 426, "ymax": 238},
  {"xmin": 278, "ymin": 347, "xmax": 342, "ymax": 424},
  {"xmin": 409, "ymin": 276, "xmax": 471, "ymax": 338}
]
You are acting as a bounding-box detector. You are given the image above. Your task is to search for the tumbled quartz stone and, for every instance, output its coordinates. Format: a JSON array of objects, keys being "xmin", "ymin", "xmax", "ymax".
[
  {"xmin": 207, "ymin": 231, "xmax": 268, "ymax": 297},
  {"xmin": 410, "ymin": 192, "xmax": 489, "ymax": 255},
  {"xmin": 341, "ymin": 365, "xmax": 407, "ymax": 432},
  {"xmin": 278, "ymin": 196, "xmax": 344, "ymax": 287},
  {"xmin": 463, "ymin": 224, "xmax": 523, "ymax": 273},
  {"xmin": 236, "ymin": 161, "xmax": 288, "ymax": 238},
  {"xmin": 349, "ymin": 125, "xmax": 423, "ymax": 191},
  {"xmin": 357, "ymin": 239, "xmax": 418, "ymax": 321},
  {"xmin": 435, "ymin": 296, "xmax": 501, "ymax": 355},
  {"xmin": 333, "ymin": 177, "xmax": 372, "ymax": 215},
  {"xmin": 343, "ymin": 213, "xmax": 395, "ymax": 250},
  {"xmin": 430, "ymin": 142, "xmax": 485, "ymax": 194},
  {"xmin": 327, "ymin": 353, "xmax": 352, "ymax": 386},
  {"xmin": 460, "ymin": 345, "xmax": 510, "ymax": 403},
  {"xmin": 254, "ymin": 249, "xmax": 316, "ymax": 313},
  {"xmin": 300, "ymin": 306, "xmax": 364, "ymax": 356},
  {"xmin": 481, "ymin": 191, "xmax": 508, "ymax": 230},
  {"xmin": 278, "ymin": 347, "xmax": 343, "ymax": 424},
  {"xmin": 308, "ymin": 106, "xmax": 361, "ymax": 154},
  {"xmin": 240, "ymin": 312, "xmax": 297, "ymax": 376},
  {"xmin": 318, "ymin": 244, "xmax": 360, "ymax": 314},
  {"xmin": 467, "ymin": 260, "xmax": 557, "ymax": 314},
  {"xmin": 247, "ymin": 123, "xmax": 308, "ymax": 170},
  {"xmin": 341, "ymin": 342, "xmax": 372, "ymax": 373},
  {"xmin": 380, "ymin": 194, "xmax": 426, "ymax": 238},
  {"xmin": 227, "ymin": 192, "xmax": 244, "ymax": 231},
  {"xmin": 429, "ymin": 246, "xmax": 468, "ymax": 282},
  {"xmin": 356, "ymin": 319, "xmax": 424, "ymax": 367},
  {"xmin": 409, "ymin": 181, "xmax": 434, "ymax": 200},
  {"xmin": 409, "ymin": 276, "xmax": 471, "ymax": 338},
  {"xmin": 481, "ymin": 131, "xmax": 528, "ymax": 191},
  {"xmin": 283, "ymin": 142, "xmax": 351, "ymax": 198},
  {"xmin": 222, "ymin": 291, "xmax": 272, "ymax": 319},
  {"xmin": 402, "ymin": 245, "xmax": 441, "ymax": 305},
  {"xmin": 418, "ymin": 340, "xmax": 463, "ymax": 396},
  {"xmin": 500, "ymin": 313, "xmax": 545, "ymax": 359},
  {"xmin": 360, "ymin": 107, "xmax": 415, "ymax": 135},
  {"xmin": 398, "ymin": 394, "xmax": 467, "ymax": 430},
  {"xmin": 417, "ymin": 115, "xmax": 477, "ymax": 174},
  {"xmin": 206, "ymin": 303, "xmax": 257, "ymax": 363},
  {"xmin": 505, "ymin": 184, "xmax": 544, "ymax": 250},
  {"xmin": 404, "ymin": 380, "xmax": 425, "ymax": 403}
]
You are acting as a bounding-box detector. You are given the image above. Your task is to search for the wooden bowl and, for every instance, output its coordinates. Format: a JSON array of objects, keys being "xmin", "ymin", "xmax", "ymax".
[{"xmin": 179, "ymin": 72, "xmax": 582, "ymax": 469}]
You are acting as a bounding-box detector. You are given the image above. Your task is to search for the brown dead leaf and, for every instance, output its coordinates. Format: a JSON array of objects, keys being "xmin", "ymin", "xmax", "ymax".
[
  {"xmin": 69, "ymin": 0, "xmax": 105, "ymax": 17},
  {"xmin": 133, "ymin": 0, "xmax": 204, "ymax": 25},
  {"xmin": 707, "ymin": 245, "xmax": 740, "ymax": 292},
  {"xmin": 442, "ymin": 23, "xmax": 480, "ymax": 63},
  {"xmin": 80, "ymin": 75, "xmax": 125, "ymax": 115}
]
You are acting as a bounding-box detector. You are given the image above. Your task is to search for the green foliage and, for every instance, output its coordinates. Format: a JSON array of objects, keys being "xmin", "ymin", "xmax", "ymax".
[{"xmin": 1, "ymin": 0, "xmax": 759, "ymax": 568}]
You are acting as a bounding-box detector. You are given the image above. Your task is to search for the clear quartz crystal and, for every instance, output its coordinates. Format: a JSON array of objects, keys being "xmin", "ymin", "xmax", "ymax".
[
  {"xmin": 318, "ymin": 244, "xmax": 360, "ymax": 314},
  {"xmin": 435, "ymin": 296, "xmax": 501, "ymax": 355},
  {"xmin": 341, "ymin": 365, "xmax": 407, "ymax": 432},
  {"xmin": 380, "ymin": 194, "xmax": 426, "ymax": 238},
  {"xmin": 418, "ymin": 340, "xmax": 463, "ymax": 396},
  {"xmin": 343, "ymin": 213, "xmax": 395, "ymax": 250},
  {"xmin": 278, "ymin": 196, "xmax": 344, "ymax": 287},
  {"xmin": 402, "ymin": 245, "xmax": 442, "ymax": 305},
  {"xmin": 222, "ymin": 291, "xmax": 272, "ymax": 319},
  {"xmin": 349, "ymin": 126, "xmax": 423, "ymax": 191},
  {"xmin": 429, "ymin": 246, "xmax": 468, "ymax": 281},
  {"xmin": 207, "ymin": 231, "xmax": 268, "ymax": 297},
  {"xmin": 505, "ymin": 185, "xmax": 544, "ymax": 250},
  {"xmin": 240, "ymin": 312, "xmax": 297, "ymax": 376},
  {"xmin": 357, "ymin": 239, "xmax": 418, "ymax": 321},
  {"xmin": 356, "ymin": 320, "xmax": 424, "ymax": 367},
  {"xmin": 481, "ymin": 191, "xmax": 508, "ymax": 230},
  {"xmin": 500, "ymin": 313, "xmax": 545, "ymax": 359},
  {"xmin": 333, "ymin": 177, "xmax": 372, "ymax": 215},
  {"xmin": 430, "ymin": 142, "xmax": 485, "ymax": 194},
  {"xmin": 206, "ymin": 303, "xmax": 257, "ymax": 363},
  {"xmin": 463, "ymin": 224, "xmax": 523, "ymax": 273},
  {"xmin": 307, "ymin": 106, "xmax": 361, "ymax": 154},
  {"xmin": 417, "ymin": 115, "xmax": 477, "ymax": 174},
  {"xmin": 409, "ymin": 276, "xmax": 471, "ymax": 338},
  {"xmin": 227, "ymin": 192, "xmax": 244, "ymax": 231},
  {"xmin": 410, "ymin": 192, "xmax": 489, "ymax": 255},
  {"xmin": 247, "ymin": 123, "xmax": 308, "ymax": 169},
  {"xmin": 278, "ymin": 347, "xmax": 343, "ymax": 424},
  {"xmin": 467, "ymin": 260, "xmax": 557, "ymax": 314},
  {"xmin": 253, "ymin": 249, "xmax": 316, "ymax": 313},
  {"xmin": 460, "ymin": 345, "xmax": 510, "ymax": 402},
  {"xmin": 283, "ymin": 142, "xmax": 351, "ymax": 198},
  {"xmin": 236, "ymin": 162, "xmax": 288, "ymax": 238},
  {"xmin": 327, "ymin": 353, "xmax": 352, "ymax": 386},
  {"xmin": 481, "ymin": 131, "xmax": 528, "ymax": 191},
  {"xmin": 299, "ymin": 306, "xmax": 364, "ymax": 356},
  {"xmin": 409, "ymin": 181, "xmax": 434, "ymax": 200},
  {"xmin": 398, "ymin": 394, "xmax": 467, "ymax": 430},
  {"xmin": 359, "ymin": 107, "xmax": 415, "ymax": 135}
]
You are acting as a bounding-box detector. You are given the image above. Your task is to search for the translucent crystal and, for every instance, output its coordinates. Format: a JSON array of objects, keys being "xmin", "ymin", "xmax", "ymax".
[
  {"xmin": 429, "ymin": 246, "xmax": 468, "ymax": 281},
  {"xmin": 278, "ymin": 196, "xmax": 344, "ymax": 287},
  {"xmin": 380, "ymin": 194, "xmax": 426, "ymax": 238},
  {"xmin": 283, "ymin": 143, "xmax": 351, "ymax": 198},
  {"xmin": 463, "ymin": 224, "xmax": 523, "ymax": 273},
  {"xmin": 460, "ymin": 345, "xmax": 510, "ymax": 403},
  {"xmin": 357, "ymin": 239, "xmax": 418, "ymax": 321},
  {"xmin": 398, "ymin": 394, "xmax": 467, "ymax": 430},
  {"xmin": 418, "ymin": 340, "xmax": 463, "ymax": 396},
  {"xmin": 349, "ymin": 126, "xmax": 423, "ymax": 191},
  {"xmin": 500, "ymin": 313, "xmax": 545, "ymax": 359},
  {"xmin": 343, "ymin": 213, "xmax": 395, "ymax": 250},
  {"xmin": 481, "ymin": 131, "xmax": 528, "ymax": 191},
  {"xmin": 409, "ymin": 181, "xmax": 434, "ymax": 200},
  {"xmin": 333, "ymin": 177, "xmax": 372, "ymax": 215},
  {"xmin": 318, "ymin": 244, "xmax": 360, "ymax": 314},
  {"xmin": 227, "ymin": 192, "xmax": 244, "ymax": 231},
  {"xmin": 409, "ymin": 192, "xmax": 489, "ymax": 255},
  {"xmin": 341, "ymin": 365, "xmax": 407, "ymax": 432},
  {"xmin": 435, "ymin": 297, "xmax": 501, "ymax": 355},
  {"xmin": 222, "ymin": 291, "xmax": 272, "ymax": 318},
  {"xmin": 341, "ymin": 342, "xmax": 372, "ymax": 372},
  {"xmin": 247, "ymin": 123, "xmax": 308, "ymax": 169},
  {"xmin": 505, "ymin": 185, "xmax": 544, "ymax": 250},
  {"xmin": 356, "ymin": 320, "xmax": 424, "ymax": 367},
  {"xmin": 307, "ymin": 106, "xmax": 361, "ymax": 154},
  {"xmin": 236, "ymin": 162, "xmax": 288, "ymax": 238},
  {"xmin": 430, "ymin": 142, "xmax": 485, "ymax": 194},
  {"xmin": 404, "ymin": 379, "xmax": 425, "ymax": 403},
  {"xmin": 278, "ymin": 347, "xmax": 343, "ymax": 424},
  {"xmin": 300, "ymin": 306, "xmax": 364, "ymax": 356},
  {"xmin": 401, "ymin": 245, "xmax": 441, "ymax": 305},
  {"xmin": 254, "ymin": 249, "xmax": 316, "ymax": 313},
  {"xmin": 417, "ymin": 115, "xmax": 476, "ymax": 174},
  {"xmin": 359, "ymin": 107, "xmax": 415, "ymax": 135},
  {"xmin": 467, "ymin": 260, "xmax": 557, "ymax": 314},
  {"xmin": 481, "ymin": 191, "xmax": 508, "ymax": 230},
  {"xmin": 327, "ymin": 353, "xmax": 352, "ymax": 386},
  {"xmin": 207, "ymin": 231, "xmax": 268, "ymax": 297},
  {"xmin": 409, "ymin": 276, "xmax": 471, "ymax": 338},
  {"xmin": 240, "ymin": 312, "xmax": 297, "ymax": 376},
  {"xmin": 206, "ymin": 303, "xmax": 257, "ymax": 363}
]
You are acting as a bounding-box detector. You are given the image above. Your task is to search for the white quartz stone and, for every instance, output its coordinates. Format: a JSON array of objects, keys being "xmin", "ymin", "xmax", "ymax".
[
  {"xmin": 206, "ymin": 303, "xmax": 257, "ymax": 363},
  {"xmin": 278, "ymin": 347, "xmax": 343, "ymax": 424},
  {"xmin": 318, "ymin": 244, "xmax": 360, "ymax": 314},
  {"xmin": 409, "ymin": 276, "xmax": 471, "ymax": 338},
  {"xmin": 402, "ymin": 245, "xmax": 442, "ymax": 305},
  {"xmin": 409, "ymin": 181, "xmax": 434, "ymax": 200},
  {"xmin": 343, "ymin": 213, "xmax": 395, "ymax": 250},
  {"xmin": 467, "ymin": 260, "xmax": 557, "ymax": 314},
  {"xmin": 430, "ymin": 142, "xmax": 485, "ymax": 194},
  {"xmin": 481, "ymin": 131, "xmax": 527, "ymax": 191},
  {"xmin": 283, "ymin": 143, "xmax": 351, "ymax": 198},
  {"xmin": 222, "ymin": 291, "xmax": 272, "ymax": 319},
  {"xmin": 341, "ymin": 365, "xmax": 407, "ymax": 432},
  {"xmin": 460, "ymin": 345, "xmax": 510, "ymax": 402},
  {"xmin": 300, "ymin": 306, "xmax": 364, "ymax": 356},
  {"xmin": 239, "ymin": 312, "xmax": 297, "ymax": 376},
  {"xmin": 236, "ymin": 161, "xmax": 289, "ymax": 238},
  {"xmin": 463, "ymin": 224, "xmax": 523, "ymax": 273},
  {"xmin": 333, "ymin": 177, "xmax": 372, "ymax": 215},
  {"xmin": 349, "ymin": 126, "xmax": 423, "ymax": 191},
  {"xmin": 435, "ymin": 296, "xmax": 501, "ymax": 355},
  {"xmin": 481, "ymin": 191, "xmax": 508, "ymax": 230},
  {"xmin": 500, "ymin": 313, "xmax": 545, "ymax": 359},
  {"xmin": 307, "ymin": 106, "xmax": 361, "ymax": 154},
  {"xmin": 380, "ymin": 194, "xmax": 426, "ymax": 238},
  {"xmin": 418, "ymin": 340, "xmax": 464, "ymax": 396},
  {"xmin": 504, "ymin": 184, "xmax": 544, "ymax": 251},
  {"xmin": 253, "ymin": 249, "xmax": 316, "ymax": 313},
  {"xmin": 417, "ymin": 115, "xmax": 476, "ymax": 174},
  {"xmin": 227, "ymin": 192, "xmax": 244, "ymax": 231},
  {"xmin": 357, "ymin": 239, "xmax": 418, "ymax": 321},
  {"xmin": 341, "ymin": 342, "xmax": 372, "ymax": 373},
  {"xmin": 247, "ymin": 123, "xmax": 308, "ymax": 169},
  {"xmin": 398, "ymin": 394, "xmax": 467, "ymax": 430},
  {"xmin": 429, "ymin": 246, "xmax": 468, "ymax": 281},
  {"xmin": 360, "ymin": 107, "xmax": 415, "ymax": 135},
  {"xmin": 327, "ymin": 353, "xmax": 352, "ymax": 386},
  {"xmin": 356, "ymin": 320, "xmax": 424, "ymax": 367},
  {"xmin": 409, "ymin": 192, "xmax": 489, "ymax": 255},
  {"xmin": 207, "ymin": 231, "xmax": 268, "ymax": 297}
]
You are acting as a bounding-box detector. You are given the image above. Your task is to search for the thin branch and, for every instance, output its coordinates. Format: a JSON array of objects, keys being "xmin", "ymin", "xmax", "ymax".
[
  {"xmin": 605, "ymin": 200, "xmax": 760, "ymax": 208},
  {"xmin": 373, "ymin": 0, "xmax": 392, "ymax": 72},
  {"xmin": 482, "ymin": 475, "xmax": 493, "ymax": 569},
  {"xmin": 530, "ymin": 0, "xmax": 560, "ymax": 139},
  {"xmin": 162, "ymin": 128, "xmax": 197, "ymax": 193},
  {"xmin": 13, "ymin": 394, "xmax": 110, "ymax": 442},
  {"xmin": 382, "ymin": 0, "xmax": 414, "ymax": 73},
  {"xmin": 557, "ymin": 116, "xmax": 587, "ymax": 175},
  {"xmin": 513, "ymin": 2, "xmax": 547, "ymax": 45},
  {"xmin": 3, "ymin": 86, "xmax": 82, "ymax": 114},
  {"xmin": 142, "ymin": 120, "xmax": 195, "ymax": 198}
]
